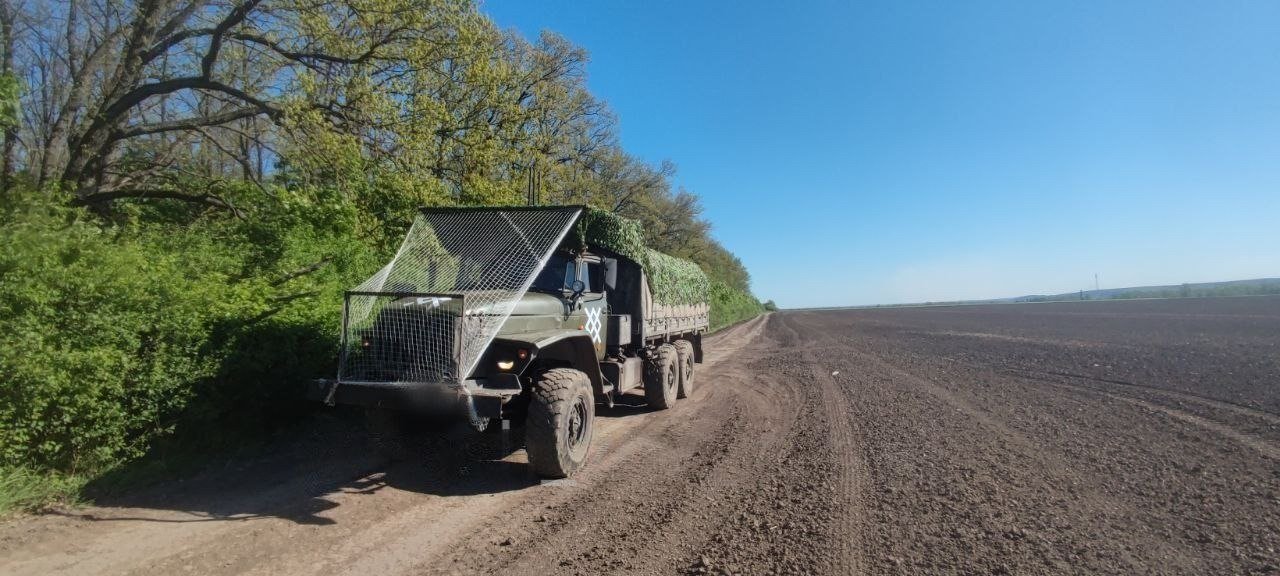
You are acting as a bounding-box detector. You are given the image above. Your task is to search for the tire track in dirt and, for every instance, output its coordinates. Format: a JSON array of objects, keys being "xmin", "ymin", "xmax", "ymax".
[
  {"xmin": 814, "ymin": 328, "xmax": 1218, "ymax": 572},
  {"xmin": 660, "ymin": 314, "xmax": 865, "ymax": 576},
  {"xmin": 1009, "ymin": 366, "xmax": 1280, "ymax": 426},
  {"xmin": 1009, "ymin": 372, "xmax": 1280, "ymax": 461},
  {"xmin": 427, "ymin": 312, "xmax": 871, "ymax": 576},
  {"xmin": 781, "ymin": 313, "xmax": 870, "ymax": 575}
]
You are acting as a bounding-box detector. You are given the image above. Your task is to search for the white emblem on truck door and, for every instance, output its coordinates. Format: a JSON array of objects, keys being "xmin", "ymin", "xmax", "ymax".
[{"xmin": 584, "ymin": 306, "xmax": 603, "ymax": 343}]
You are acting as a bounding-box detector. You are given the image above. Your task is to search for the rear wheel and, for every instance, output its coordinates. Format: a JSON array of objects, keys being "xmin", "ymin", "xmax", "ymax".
[
  {"xmin": 644, "ymin": 344, "xmax": 679, "ymax": 409},
  {"xmin": 525, "ymin": 368, "xmax": 595, "ymax": 478},
  {"xmin": 674, "ymin": 339, "xmax": 696, "ymax": 398}
]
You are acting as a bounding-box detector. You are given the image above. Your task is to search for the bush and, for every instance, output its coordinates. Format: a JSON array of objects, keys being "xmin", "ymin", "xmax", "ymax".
[
  {"xmin": 0, "ymin": 190, "xmax": 376, "ymax": 479},
  {"xmin": 709, "ymin": 280, "xmax": 765, "ymax": 331},
  {"xmin": 0, "ymin": 202, "xmax": 229, "ymax": 472}
]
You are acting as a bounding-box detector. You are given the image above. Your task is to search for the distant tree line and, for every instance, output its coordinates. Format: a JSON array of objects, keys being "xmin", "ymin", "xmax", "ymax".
[
  {"xmin": 0, "ymin": 0, "xmax": 762, "ymax": 508},
  {"xmin": 1021, "ymin": 280, "xmax": 1280, "ymax": 303}
]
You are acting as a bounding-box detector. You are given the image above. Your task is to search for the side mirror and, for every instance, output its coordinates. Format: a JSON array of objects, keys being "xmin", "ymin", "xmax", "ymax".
[{"xmin": 602, "ymin": 258, "xmax": 618, "ymax": 292}]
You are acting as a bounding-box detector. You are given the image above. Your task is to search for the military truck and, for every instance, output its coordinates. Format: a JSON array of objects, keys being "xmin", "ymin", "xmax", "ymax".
[{"xmin": 312, "ymin": 206, "xmax": 709, "ymax": 478}]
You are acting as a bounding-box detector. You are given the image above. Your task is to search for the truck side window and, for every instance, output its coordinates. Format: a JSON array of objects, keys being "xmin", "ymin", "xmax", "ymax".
[
  {"xmin": 577, "ymin": 261, "xmax": 591, "ymax": 291},
  {"xmin": 563, "ymin": 261, "xmax": 578, "ymax": 289},
  {"xmin": 586, "ymin": 263, "xmax": 604, "ymax": 292}
]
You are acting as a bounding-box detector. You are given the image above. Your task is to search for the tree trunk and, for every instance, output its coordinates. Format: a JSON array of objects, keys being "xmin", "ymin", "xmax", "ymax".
[{"xmin": 0, "ymin": 0, "xmax": 15, "ymax": 192}]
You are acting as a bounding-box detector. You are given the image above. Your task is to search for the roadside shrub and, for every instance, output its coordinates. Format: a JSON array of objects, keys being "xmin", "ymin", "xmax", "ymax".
[
  {"xmin": 709, "ymin": 279, "xmax": 765, "ymax": 331},
  {"xmin": 0, "ymin": 190, "xmax": 375, "ymax": 478},
  {"xmin": 0, "ymin": 201, "xmax": 232, "ymax": 471}
]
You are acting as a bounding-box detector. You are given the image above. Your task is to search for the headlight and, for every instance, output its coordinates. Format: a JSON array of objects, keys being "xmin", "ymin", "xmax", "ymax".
[{"xmin": 496, "ymin": 360, "xmax": 515, "ymax": 371}]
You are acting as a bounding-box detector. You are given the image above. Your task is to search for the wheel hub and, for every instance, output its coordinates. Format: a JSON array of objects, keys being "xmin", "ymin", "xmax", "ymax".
[{"xmin": 567, "ymin": 397, "xmax": 588, "ymax": 450}]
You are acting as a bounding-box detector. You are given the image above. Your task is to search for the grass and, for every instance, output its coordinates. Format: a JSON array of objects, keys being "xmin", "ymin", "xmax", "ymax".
[{"xmin": 0, "ymin": 466, "xmax": 86, "ymax": 516}]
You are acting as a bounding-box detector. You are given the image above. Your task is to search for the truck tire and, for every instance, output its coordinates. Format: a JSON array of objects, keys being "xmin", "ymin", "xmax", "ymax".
[
  {"xmin": 644, "ymin": 344, "xmax": 679, "ymax": 409},
  {"xmin": 674, "ymin": 339, "xmax": 696, "ymax": 398},
  {"xmin": 526, "ymin": 368, "xmax": 595, "ymax": 478}
]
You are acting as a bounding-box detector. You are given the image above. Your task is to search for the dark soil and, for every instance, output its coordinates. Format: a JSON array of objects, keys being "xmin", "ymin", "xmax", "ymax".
[{"xmin": 3, "ymin": 297, "xmax": 1278, "ymax": 575}]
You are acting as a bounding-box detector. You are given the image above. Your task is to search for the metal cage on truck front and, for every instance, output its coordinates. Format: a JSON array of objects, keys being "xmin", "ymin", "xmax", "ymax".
[
  {"xmin": 337, "ymin": 291, "xmax": 466, "ymax": 386},
  {"xmin": 335, "ymin": 206, "xmax": 583, "ymax": 388}
]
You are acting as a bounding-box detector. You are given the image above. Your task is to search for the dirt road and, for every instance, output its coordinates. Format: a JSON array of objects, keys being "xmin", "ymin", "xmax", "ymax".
[{"xmin": 3, "ymin": 297, "xmax": 1279, "ymax": 575}]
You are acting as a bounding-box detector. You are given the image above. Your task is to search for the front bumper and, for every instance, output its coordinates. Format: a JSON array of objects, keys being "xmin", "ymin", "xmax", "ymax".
[{"xmin": 307, "ymin": 373, "xmax": 523, "ymax": 419}]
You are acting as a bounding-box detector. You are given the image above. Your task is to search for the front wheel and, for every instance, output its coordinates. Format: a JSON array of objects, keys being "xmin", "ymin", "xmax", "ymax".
[{"xmin": 525, "ymin": 368, "xmax": 595, "ymax": 478}]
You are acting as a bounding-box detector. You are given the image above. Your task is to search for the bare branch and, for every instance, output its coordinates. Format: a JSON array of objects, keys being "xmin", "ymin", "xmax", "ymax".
[
  {"xmin": 202, "ymin": 0, "xmax": 261, "ymax": 78},
  {"xmin": 229, "ymin": 28, "xmax": 406, "ymax": 67},
  {"xmin": 72, "ymin": 188, "xmax": 245, "ymax": 218},
  {"xmin": 141, "ymin": 26, "xmax": 212, "ymax": 62},
  {"xmin": 103, "ymin": 76, "xmax": 281, "ymax": 127},
  {"xmin": 118, "ymin": 106, "xmax": 266, "ymax": 138}
]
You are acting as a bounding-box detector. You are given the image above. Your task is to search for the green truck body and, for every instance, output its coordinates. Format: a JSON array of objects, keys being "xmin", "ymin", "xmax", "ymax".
[{"xmin": 313, "ymin": 206, "xmax": 708, "ymax": 477}]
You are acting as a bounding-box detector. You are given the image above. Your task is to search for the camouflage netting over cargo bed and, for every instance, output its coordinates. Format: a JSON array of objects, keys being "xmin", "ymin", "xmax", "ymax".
[{"xmin": 575, "ymin": 208, "xmax": 710, "ymax": 306}]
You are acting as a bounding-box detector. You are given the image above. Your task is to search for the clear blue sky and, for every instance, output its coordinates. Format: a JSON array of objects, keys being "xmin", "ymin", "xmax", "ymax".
[{"xmin": 482, "ymin": 0, "xmax": 1280, "ymax": 308}]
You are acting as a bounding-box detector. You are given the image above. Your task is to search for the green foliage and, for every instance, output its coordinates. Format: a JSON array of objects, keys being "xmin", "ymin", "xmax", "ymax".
[
  {"xmin": 763, "ymin": 300, "xmax": 779, "ymax": 311},
  {"xmin": 1020, "ymin": 280, "xmax": 1280, "ymax": 304},
  {"xmin": 0, "ymin": 74, "xmax": 17, "ymax": 130},
  {"xmin": 0, "ymin": 186, "xmax": 379, "ymax": 483},
  {"xmin": 1110, "ymin": 281, "xmax": 1280, "ymax": 300},
  {"xmin": 577, "ymin": 208, "xmax": 710, "ymax": 306},
  {"xmin": 709, "ymin": 280, "xmax": 766, "ymax": 332},
  {"xmin": 0, "ymin": 466, "xmax": 83, "ymax": 515},
  {"xmin": 1, "ymin": 199, "xmax": 224, "ymax": 471}
]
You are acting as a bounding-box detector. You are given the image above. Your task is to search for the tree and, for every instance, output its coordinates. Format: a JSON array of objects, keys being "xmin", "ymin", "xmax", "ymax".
[
  {"xmin": 10, "ymin": 0, "xmax": 481, "ymax": 211},
  {"xmin": 5, "ymin": 0, "xmax": 757, "ymax": 294},
  {"xmin": 0, "ymin": 0, "xmax": 18, "ymax": 190}
]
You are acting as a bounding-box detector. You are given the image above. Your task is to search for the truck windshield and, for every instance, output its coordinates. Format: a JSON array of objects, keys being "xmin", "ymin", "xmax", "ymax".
[{"xmin": 531, "ymin": 256, "xmax": 573, "ymax": 292}]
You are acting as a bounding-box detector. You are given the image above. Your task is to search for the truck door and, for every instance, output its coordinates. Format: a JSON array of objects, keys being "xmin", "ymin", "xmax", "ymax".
[{"xmin": 578, "ymin": 259, "xmax": 608, "ymax": 358}]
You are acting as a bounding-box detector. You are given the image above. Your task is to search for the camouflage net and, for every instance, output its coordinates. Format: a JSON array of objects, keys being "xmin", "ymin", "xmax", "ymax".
[{"xmin": 576, "ymin": 208, "xmax": 710, "ymax": 306}]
